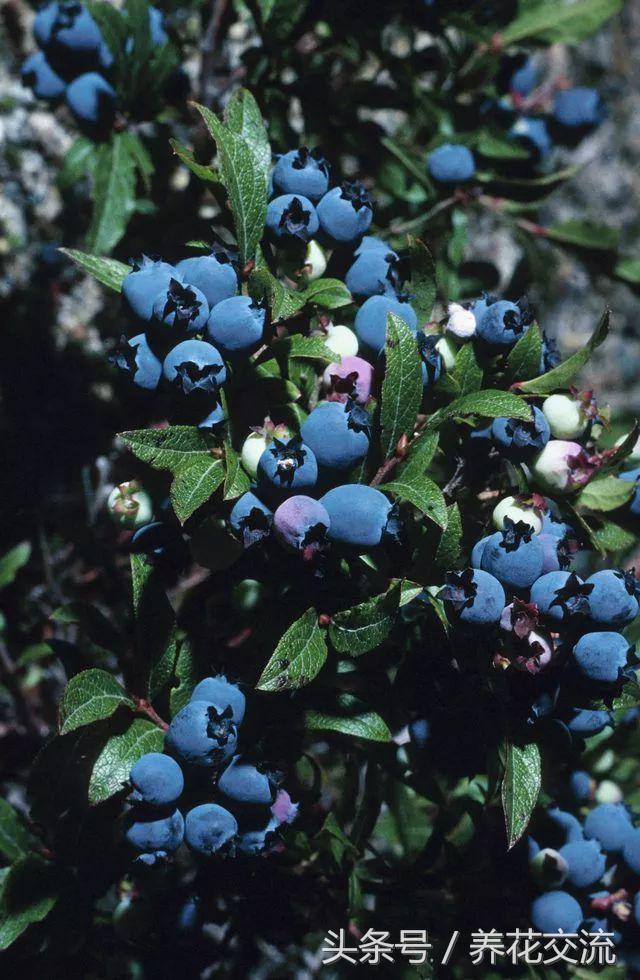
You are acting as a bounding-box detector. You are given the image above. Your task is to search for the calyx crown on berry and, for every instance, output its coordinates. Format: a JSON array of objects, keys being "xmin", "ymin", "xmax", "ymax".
[
  {"xmin": 172, "ymin": 360, "xmax": 224, "ymax": 397},
  {"xmin": 270, "ymin": 436, "xmax": 308, "ymax": 485},
  {"xmin": 161, "ymin": 279, "xmax": 204, "ymax": 325},
  {"xmin": 339, "ymin": 181, "xmax": 372, "ymax": 211},
  {"xmin": 290, "ymin": 146, "xmax": 329, "ymax": 174},
  {"xmin": 344, "ymin": 399, "xmax": 371, "ymax": 435},
  {"xmin": 279, "ymin": 197, "xmax": 314, "ymax": 238},
  {"xmin": 438, "ymin": 568, "xmax": 478, "ymax": 611},
  {"xmin": 550, "ymin": 571, "xmax": 593, "ymax": 615},
  {"xmin": 499, "ymin": 516, "xmax": 534, "ymax": 551}
]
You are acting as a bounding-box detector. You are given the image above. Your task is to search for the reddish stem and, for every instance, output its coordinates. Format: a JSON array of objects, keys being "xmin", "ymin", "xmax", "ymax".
[{"xmin": 135, "ymin": 698, "xmax": 168, "ymax": 732}]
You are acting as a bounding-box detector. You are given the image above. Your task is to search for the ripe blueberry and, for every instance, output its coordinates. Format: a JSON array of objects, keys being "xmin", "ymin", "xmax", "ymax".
[
  {"xmin": 273, "ymin": 495, "xmax": 330, "ymax": 554},
  {"xmin": 257, "ymin": 436, "xmax": 318, "ymax": 500},
  {"xmin": 427, "ymin": 143, "xmax": 475, "ymax": 183},
  {"xmin": 165, "ymin": 700, "xmax": 237, "ymax": 768},
  {"xmin": 320, "ymin": 484, "xmax": 393, "ymax": 549},
  {"xmin": 266, "ymin": 194, "xmax": 319, "ymax": 242},
  {"xmin": 572, "ymin": 631, "xmax": 630, "ymax": 685},
  {"xmin": 272, "ymin": 147, "xmax": 329, "ymax": 201},
  {"xmin": 190, "ymin": 675, "xmax": 246, "ymax": 725},
  {"xmin": 125, "ymin": 807, "xmax": 184, "ymax": 855},
  {"xmin": 184, "ymin": 803, "xmax": 237, "ymax": 856},
  {"xmin": 316, "ymin": 183, "xmax": 373, "ymax": 243},
  {"xmin": 129, "ymin": 752, "xmax": 184, "ymax": 807},
  {"xmin": 175, "ymin": 253, "xmax": 238, "ymax": 308},
  {"xmin": 301, "ymin": 400, "xmax": 371, "ymax": 472},
  {"xmin": 354, "ymin": 294, "xmax": 418, "ymax": 356},
  {"xmin": 207, "ymin": 296, "xmax": 266, "ymax": 355}
]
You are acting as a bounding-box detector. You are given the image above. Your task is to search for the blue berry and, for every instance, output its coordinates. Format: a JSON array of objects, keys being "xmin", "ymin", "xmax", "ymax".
[
  {"xmin": 548, "ymin": 806, "xmax": 584, "ymax": 843},
  {"xmin": 21, "ymin": 51, "xmax": 66, "ymax": 101},
  {"xmin": 427, "ymin": 144, "xmax": 475, "ymax": 183},
  {"xmin": 148, "ymin": 6, "xmax": 168, "ymax": 46},
  {"xmin": 554, "ymin": 87, "xmax": 604, "ymax": 129},
  {"xmin": 558, "ymin": 840, "xmax": 605, "ymax": 888},
  {"xmin": 162, "ymin": 340, "xmax": 226, "ymax": 398},
  {"xmin": 198, "ymin": 403, "xmax": 226, "ymax": 429},
  {"xmin": 65, "ymin": 72, "xmax": 116, "ymax": 133},
  {"xmin": 165, "ymin": 700, "xmax": 237, "ymax": 768},
  {"xmin": 622, "ymin": 828, "xmax": 640, "ymax": 874},
  {"xmin": 345, "ymin": 248, "xmax": 400, "ymax": 298},
  {"xmin": 257, "ymin": 436, "xmax": 318, "ymax": 499},
  {"xmin": 439, "ymin": 568, "xmax": 505, "ymax": 628},
  {"xmin": 152, "ymin": 279, "xmax": 209, "ymax": 333},
  {"xmin": 491, "ymin": 406, "xmax": 550, "ymax": 460},
  {"xmin": 475, "ymin": 298, "xmax": 529, "ymax": 348},
  {"xmin": 322, "ymin": 356, "xmax": 374, "ymax": 405},
  {"xmin": 509, "ymin": 117, "xmax": 552, "ymax": 160},
  {"xmin": 417, "ymin": 334, "xmax": 443, "ymax": 389},
  {"xmin": 541, "ymin": 511, "xmax": 575, "ymax": 540},
  {"xmin": 217, "ymin": 756, "xmax": 276, "ymax": 806},
  {"xmin": 620, "ymin": 468, "xmax": 640, "ymax": 515},
  {"xmin": 266, "ymin": 194, "xmax": 319, "ymax": 242},
  {"xmin": 273, "ymin": 495, "xmax": 330, "ymax": 554},
  {"xmin": 569, "ymin": 770, "xmax": 593, "ymax": 803},
  {"xmin": 480, "ymin": 520, "xmax": 545, "ymax": 590},
  {"xmin": 565, "ymin": 708, "xmax": 612, "ymax": 736},
  {"xmin": 190, "ymin": 675, "xmax": 245, "ymax": 725},
  {"xmin": 354, "ymin": 294, "xmax": 418, "ymax": 356},
  {"xmin": 316, "ymin": 183, "xmax": 373, "ymax": 243},
  {"xmin": 530, "ymin": 891, "xmax": 583, "ymax": 933},
  {"xmin": 272, "ymin": 148, "xmax": 329, "ymax": 201},
  {"xmin": 229, "ymin": 491, "xmax": 273, "ymax": 548},
  {"xmin": 125, "ymin": 808, "xmax": 184, "ymax": 855},
  {"xmin": 184, "ymin": 803, "xmax": 237, "ymax": 856},
  {"xmin": 585, "ymin": 569, "xmax": 639, "ymax": 627},
  {"xmin": 471, "ymin": 535, "xmax": 492, "ymax": 568},
  {"xmin": 207, "ymin": 296, "xmax": 266, "ymax": 355},
  {"xmin": 572, "ymin": 632, "xmax": 630, "ymax": 685},
  {"xmin": 509, "ymin": 56, "xmax": 538, "ymax": 96},
  {"xmin": 320, "ymin": 484, "xmax": 393, "ymax": 549},
  {"xmin": 122, "ymin": 257, "xmax": 177, "ymax": 322},
  {"xmin": 409, "ymin": 718, "xmax": 430, "ymax": 748},
  {"xmin": 34, "ymin": 2, "xmax": 60, "ymax": 48},
  {"xmin": 301, "ymin": 400, "xmax": 371, "ymax": 472},
  {"xmin": 175, "ymin": 253, "xmax": 238, "ymax": 308},
  {"xmin": 538, "ymin": 533, "xmax": 566, "ymax": 574},
  {"xmin": 129, "ymin": 752, "xmax": 184, "ymax": 807},
  {"xmin": 584, "ymin": 803, "xmax": 633, "ymax": 853},
  {"xmin": 237, "ymin": 817, "xmax": 279, "ymax": 855},
  {"xmin": 530, "ymin": 571, "xmax": 591, "ymax": 623},
  {"xmin": 109, "ymin": 333, "xmax": 162, "ymax": 390},
  {"xmin": 47, "ymin": 2, "xmax": 103, "ymax": 64}
]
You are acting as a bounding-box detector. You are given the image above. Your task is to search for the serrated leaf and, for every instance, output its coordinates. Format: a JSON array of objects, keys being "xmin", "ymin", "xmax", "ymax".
[
  {"xmin": 120, "ymin": 131, "xmax": 153, "ymax": 193},
  {"xmin": 435, "ymin": 503, "xmax": 463, "ymax": 568},
  {"xmin": 302, "ymin": 278, "xmax": 353, "ymax": 310},
  {"xmin": 0, "ymin": 855, "xmax": 59, "ymax": 951},
  {"xmin": 88, "ymin": 717, "xmax": 164, "ymax": 804},
  {"xmin": 500, "ymin": 0, "xmax": 623, "ymax": 45},
  {"xmin": 86, "ymin": 132, "xmax": 137, "ymax": 255},
  {"xmin": 577, "ymin": 476, "xmax": 635, "ymax": 513},
  {"xmin": 501, "ymin": 739, "xmax": 541, "ymax": 849},
  {"xmin": 249, "ymin": 264, "xmax": 306, "ymax": 322},
  {"xmin": 0, "ymin": 801, "xmax": 31, "ymax": 862},
  {"xmin": 453, "ymin": 342, "xmax": 483, "ymax": 394},
  {"xmin": 397, "ymin": 431, "xmax": 439, "ymax": 480},
  {"xmin": 398, "ymin": 580, "xmax": 424, "ymax": 606},
  {"xmin": 272, "ymin": 334, "xmax": 336, "ymax": 361},
  {"xmin": 60, "ymin": 248, "xmax": 130, "ymax": 291},
  {"xmin": 223, "ymin": 438, "xmax": 250, "ymax": 500},
  {"xmin": 224, "ymin": 88, "xmax": 271, "ymax": 179},
  {"xmin": 305, "ymin": 694, "xmax": 391, "ymax": 742},
  {"xmin": 505, "ymin": 323, "xmax": 543, "ymax": 383},
  {"xmin": 424, "ymin": 389, "xmax": 533, "ymax": 432},
  {"xmin": 379, "ymin": 313, "xmax": 423, "ymax": 459},
  {"xmin": 171, "ymin": 457, "xmax": 225, "ymax": 522},
  {"xmin": 384, "ymin": 474, "xmax": 448, "ymax": 529},
  {"xmin": 518, "ymin": 309, "xmax": 609, "ymax": 398},
  {"xmin": 590, "ymin": 520, "xmax": 637, "ymax": 553},
  {"xmin": 257, "ymin": 609, "xmax": 328, "ymax": 691},
  {"xmin": 329, "ymin": 581, "xmax": 401, "ymax": 656},
  {"xmin": 131, "ymin": 554, "xmax": 179, "ymax": 699},
  {"xmin": 0, "ymin": 542, "xmax": 31, "ymax": 590},
  {"xmin": 194, "ymin": 102, "xmax": 268, "ymax": 266},
  {"xmin": 545, "ymin": 220, "xmax": 619, "ymax": 251},
  {"xmin": 169, "ymin": 638, "xmax": 198, "ymax": 717},
  {"xmin": 169, "ymin": 137, "xmax": 219, "ymax": 183},
  {"xmin": 59, "ymin": 669, "xmax": 133, "ymax": 735}
]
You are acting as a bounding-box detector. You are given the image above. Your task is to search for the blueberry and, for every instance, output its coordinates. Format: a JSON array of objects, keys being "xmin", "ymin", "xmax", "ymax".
[
  {"xmin": 417, "ymin": 334, "xmax": 443, "ymax": 389},
  {"xmin": 162, "ymin": 339, "xmax": 227, "ymax": 398},
  {"xmin": 475, "ymin": 298, "xmax": 529, "ymax": 348},
  {"xmin": 584, "ymin": 803, "xmax": 633, "ymax": 853},
  {"xmin": 320, "ymin": 484, "xmax": 393, "ymax": 549},
  {"xmin": 559, "ymin": 840, "xmax": 606, "ymax": 888},
  {"xmin": 622, "ymin": 828, "xmax": 640, "ymax": 874},
  {"xmin": 217, "ymin": 756, "xmax": 277, "ymax": 806},
  {"xmin": 572, "ymin": 632, "xmax": 630, "ymax": 685},
  {"xmin": 569, "ymin": 770, "xmax": 593, "ymax": 802},
  {"xmin": 34, "ymin": 2, "xmax": 60, "ymax": 48},
  {"xmin": 427, "ymin": 143, "xmax": 476, "ymax": 183},
  {"xmin": 109, "ymin": 333, "xmax": 162, "ymax": 390},
  {"xmin": 548, "ymin": 806, "xmax": 584, "ymax": 843},
  {"xmin": 184, "ymin": 803, "xmax": 237, "ymax": 856},
  {"xmin": 316, "ymin": 183, "xmax": 373, "ymax": 243},
  {"xmin": 530, "ymin": 891, "xmax": 583, "ymax": 933},
  {"xmin": 46, "ymin": 2, "xmax": 103, "ymax": 67},
  {"xmin": 585, "ymin": 569, "xmax": 639, "ymax": 627},
  {"xmin": 148, "ymin": 6, "xmax": 168, "ymax": 46},
  {"xmin": 530, "ymin": 571, "xmax": 592, "ymax": 623},
  {"xmin": 129, "ymin": 752, "xmax": 184, "ymax": 807},
  {"xmin": 409, "ymin": 718, "xmax": 431, "ymax": 748},
  {"xmin": 466, "ymin": 423, "xmax": 493, "ymax": 457},
  {"xmin": 322, "ymin": 356, "xmax": 374, "ymax": 405},
  {"xmin": 480, "ymin": 519, "xmax": 545, "ymax": 590},
  {"xmin": 538, "ymin": 533, "xmax": 568, "ymax": 574},
  {"xmin": 21, "ymin": 51, "xmax": 66, "ymax": 101},
  {"xmin": 493, "ymin": 496, "xmax": 542, "ymax": 534},
  {"xmin": 165, "ymin": 700, "xmax": 237, "ymax": 768},
  {"xmin": 345, "ymin": 248, "xmax": 400, "ymax": 297},
  {"xmin": 354, "ymin": 294, "xmax": 418, "ymax": 356},
  {"xmin": 65, "ymin": 72, "xmax": 116, "ymax": 133},
  {"xmin": 122, "ymin": 257, "xmax": 177, "ymax": 322},
  {"xmin": 257, "ymin": 436, "xmax": 318, "ymax": 500},
  {"xmin": 198, "ymin": 403, "xmax": 226, "ymax": 429},
  {"xmin": 107, "ymin": 481, "xmax": 153, "ymax": 529},
  {"xmin": 272, "ymin": 147, "xmax": 329, "ymax": 201},
  {"xmin": 237, "ymin": 817, "xmax": 280, "ymax": 855},
  {"xmin": 620, "ymin": 467, "xmax": 640, "ymax": 515},
  {"xmin": 354, "ymin": 236, "xmax": 390, "ymax": 255},
  {"xmin": 207, "ymin": 296, "xmax": 266, "ymax": 355},
  {"xmin": 175, "ymin": 253, "xmax": 238, "ymax": 308},
  {"xmin": 273, "ymin": 495, "xmax": 331, "ymax": 553},
  {"xmin": 471, "ymin": 535, "xmax": 492, "ymax": 568},
  {"xmin": 508, "ymin": 116, "xmax": 552, "ymax": 161},
  {"xmin": 439, "ymin": 568, "xmax": 505, "ymax": 628},
  {"xmin": 565, "ymin": 708, "xmax": 612, "ymax": 736},
  {"xmin": 266, "ymin": 194, "xmax": 319, "ymax": 242},
  {"xmin": 190, "ymin": 675, "xmax": 246, "ymax": 725},
  {"xmin": 125, "ymin": 807, "xmax": 184, "ymax": 854},
  {"xmin": 229, "ymin": 491, "xmax": 273, "ymax": 547},
  {"xmin": 541, "ymin": 511, "xmax": 575, "ymax": 540},
  {"xmin": 491, "ymin": 406, "xmax": 550, "ymax": 460},
  {"xmin": 301, "ymin": 401, "xmax": 371, "ymax": 472},
  {"xmin": 554, "ymin": 87, "xmax": 604, "ymax": 129},
  {"xmin": 507, "ymin": 54, "xmax": 538, "ymax": 96},
  {"xmin": 152, "ymin": 279, "xmax": 209, "ymax": 333},
  {"xmin": 530, "ymin": 848, "xmax": 569, "ymax": 888},
  {"xmin": 540, "ymin": 331, "xmax": 561, "ymax": 373},
  {"xmin": 531, "ymin": 440, "xmax": 589, "ymax": 495}
]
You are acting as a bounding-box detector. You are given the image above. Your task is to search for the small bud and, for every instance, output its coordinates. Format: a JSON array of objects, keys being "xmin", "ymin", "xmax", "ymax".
[
  {"xmin": 445, "ymin": 302, "xmax": 476, "ymax": 339},
  {"xmin": 493, "ymin": 495, "xmax": 542, "ymax": 534},
  {"xmin": 542, "ymin": 394, "xmax": 586, "ymax": 439}
]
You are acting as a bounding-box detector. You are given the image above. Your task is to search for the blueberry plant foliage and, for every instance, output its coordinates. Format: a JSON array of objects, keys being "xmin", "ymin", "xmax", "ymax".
[{"xmin": 2, "ymin": 73, "xmax": 640, "ymax": 972}]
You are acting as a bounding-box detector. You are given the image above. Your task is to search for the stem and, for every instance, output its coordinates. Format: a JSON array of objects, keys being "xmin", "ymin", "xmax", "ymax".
[
  {"xmin": 390, "ymin": 195, "xmax": 458, "ymax": 236},
  {"xmin": 134, "ymin": 697, "xmax": 169, "ymax": 732}
]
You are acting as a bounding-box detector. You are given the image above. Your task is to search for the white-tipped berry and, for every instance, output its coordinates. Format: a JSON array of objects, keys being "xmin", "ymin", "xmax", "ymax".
[
  {"xmin": 595, "ymin": 780, "xmax": 624, "ymax": 805},
  {"xmin": 304, "ymin": 239, "xmax": 327, "ymax": 281},
  {"xmin": 445, "ymin": 302, "xmax": 476, "ymax": 339},
  {"xmin": 435, "ymin": 335, "xmax": 457, "ymax": 370},
  {"xmin": 241, "ymin": 432, "xmax": 269, "ymax": 479},
  {"xmin": 530, "ymin": 440, "xmax": 590, "ymax": 494},
  {"xmin": 324, "ymin": 323, "xmax": 359, "ymax": 358},
  {"xmin": 530, "ymin": 847, "xmax": 569, "ymax": 888},
  {"xmin": 542, "ymin": 394, "xmax": 586, "ymax": 439},
  {"xmin": 492, "ymin": 495, "xmax": 542, "ymax": 534},
  {"xmin": 107, "ymin": 481, "xmax": 153, "ymax": 529}
]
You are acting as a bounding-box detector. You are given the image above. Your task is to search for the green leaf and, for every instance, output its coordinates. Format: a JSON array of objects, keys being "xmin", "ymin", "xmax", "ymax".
[
  {"xmin": 194, "ymin": 102, "xmax": 268, "ymax": 266},
  {"xmin": 577, "ymin": 476, "xmax": 635, "ymax": 513},
  {"xmin": 120, "ymin": 131, "xmax": 154, "ymax": 194},
  {"xmin": 58, "ymin": 137, "xmax": 97, "ymax": 189},
  {"xmin": 477, "ymin": 131, "xmax": 530, "ymax": 160},
  {"xmin": 384, "ymin": 475, "xmax": 448, "ymax": 529},
  {"xmin": 406, "ymin": 237, "xmax": 437, "ymax": 322},
  {"xmin": 171, "ymin": 456, "xmax": 225, "ymax": 523},
  {"xmin": 305, "ymin": 694, "xmax": 391, "ymax": 742},
  {"xmin": 518, "ymin": 309, "xmax": 610, "ymax": 396},
  {"xmin": 223, "ymin": 438, "xmax": 250, "ymax": 501},
  {"xmin": 0, "ymin": 855, "xmax": 59, "ymax": 951},
  {"xmin": 248, "ymin": 264, "xmax": 306, "ymax": 322},
  {"xmin": 0, "ymin": 801, "xmax": 31, "ymax": 862},
  {"xmin": 505, "ymin": 323, "xmax": 543, "ymax": 383},
  {"xmin": 59, "ymin": 669, "xmax": 133, "ymax": 735},
  {"xmin": 453, "ymin": 342, "xmax": 483, "ymax": 394},
  {"xmin": 272, "ymin": 334, "xmax": 336, "ymax": 362},
  {"xmin": 435, "ymin": 503, "xmax": 463, "ymax": 568},
  {"xmin": 329, "ymin": 581, "xmax": 401, "ymax": 656},
  {"xmin": 379, "ymin": 313, "xmax": 423, "ymax": 459},
  {"xmin": 397, "ymin": 431, "xmax": 439, "ymax": 479},
  {"xmin": 169, "ymin": 138, "xmax": 218, "ymax": 182},
  {"xmin": 590, "ymin": 520, "xmax": 637, "ymax": 553},
  {"xmin": 398, "ymin": 580, "xmax": 424, "ymax": 606},
  {"xmin": 88, "ymin": 717, "xmax": 164, "ymax": 804},
  {"xmin": 51, "ymin": 601, "xmax": 122, "ymax": 654},
  {"xmin": 499, "ymin": 0, "xmax": 622, "ymax": 45},
  {"xmin": 424, "ymin": 389, "xmax": 533, "ymax": 432},
  {"xmin": 59, "ymin": 248, "xmax": 130, "ymax": 292},
  {"xmin": 0, "ymin": 542, "xmax": 31, "ymax": 590},
  {"xmin": 131, "ymin": 554, "xmax": 178, "ymax": 700},
  {"xmin": 256, "ymin": 609, "xmax": 328, "ymax": 692},
  {"xmin": 381, "ymin": 137, "xmax": 433, "ymax": 192},
  {"xmin": 302, "ymin": 278, "xmax": 353, "ymax": 310},
  {"xmin": 545, "ymin": 220, "xmax": 619, "ymax": 251},
  {"xmin": 501, "ymin": 739, "xmax": 541, "ymax": 849},
  {"xmin": 86, "ymin": 132, "xmax": 138, "ymax": 255},
  {"xmin": 169, "ymin": 638, "xmax": 198, "ymax": 717},
  {"xmin": 224, "ymin": 88, "xmax": 271, "ymax": 179},
  {"xmin": 614, "ymin": 256, "xmax": 640, "ymax": 285}
]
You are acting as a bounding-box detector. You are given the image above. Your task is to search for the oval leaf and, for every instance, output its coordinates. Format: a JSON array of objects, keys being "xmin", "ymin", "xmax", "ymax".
[
  {"xmin": 379, "ymin": 313, "xmax": 423, "ymax": 460},
  {"xmin": 257, "ymin": 609, "xmax": 328, "ymax": 691},
  {"xmin": 88, "ymin": 718, "xmax": 164, "ymax": 804},
  {"xmin": 59, "ymin": 669, "xmax": 133, "ymax": 735},
  {"xmin": 501, "ymin": 740, "xmax": 541, "ymax": 849},
  {"xmin": 329, "ymin": 582, "xmax": 401, "ymax": 656}
]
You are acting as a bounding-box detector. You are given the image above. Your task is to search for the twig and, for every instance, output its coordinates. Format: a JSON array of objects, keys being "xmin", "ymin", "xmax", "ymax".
[{"xmin": 134, "ymin": 697, "xmax": 169, "ymax": 732}]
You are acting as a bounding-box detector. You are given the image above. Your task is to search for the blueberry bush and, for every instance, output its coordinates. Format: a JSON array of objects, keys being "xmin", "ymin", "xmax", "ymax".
[{"xmin": 3, "ymin": 1, "xmax": 640, "ymax": 977}]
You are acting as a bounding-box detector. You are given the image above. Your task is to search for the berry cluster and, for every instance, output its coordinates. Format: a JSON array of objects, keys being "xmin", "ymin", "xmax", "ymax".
[
  {"xmin": 21, "ymin": 0, "xmax": 167, "ymax": 134},
  {"xmin": 125, "ymin": 674, "xmax": 297, "ymax": 863}
]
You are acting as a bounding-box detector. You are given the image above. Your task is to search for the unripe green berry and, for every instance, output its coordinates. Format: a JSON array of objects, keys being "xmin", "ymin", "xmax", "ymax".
[
  {"xmin": 435, "ymin": 335, "xmax": 457, "ymax": 370},
  {"xmin": 542, "ymin": 394, "xmax": 585, "ymax": 439},
  {"xmin": 241, "ymin": 432, "xmax": 269, "ymax": 479},
  {"xmin": 305, "ymin": 239, "xmax": 327, "ymax": 281},
  {"xmin": 232, "ymin": 579, "xmax": 265, "ymax": 612},
  {"xmin": 107, "ymin": 482, "xmax": 153, "ymax": 529},
  {"xmin": 530, "ymin": 847, "xmax": 569, "ymax": 888},
  {"xmin": 325, "ymin": 323, "xmax": 359, "ymax": 358},
  {"xmin": 492, "ymin": 495, "xmax": 542, "ymax": 534},
  {"xmin": 595, "ymin": 780, "xmax": 623, "ymax": 805}
]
